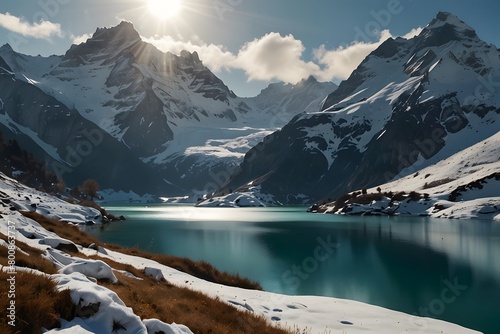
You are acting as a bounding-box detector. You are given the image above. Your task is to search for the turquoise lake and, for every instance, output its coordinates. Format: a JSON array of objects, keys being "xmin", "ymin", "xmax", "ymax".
[{"xmin": 86, "ymin": 205, "xmax": 500, "ymax": 334}]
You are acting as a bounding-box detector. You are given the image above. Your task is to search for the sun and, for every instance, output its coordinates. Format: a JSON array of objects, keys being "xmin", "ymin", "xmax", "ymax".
[{"xmin": 147, "ymin": 0, "xmax": 182, "ymax": 20}]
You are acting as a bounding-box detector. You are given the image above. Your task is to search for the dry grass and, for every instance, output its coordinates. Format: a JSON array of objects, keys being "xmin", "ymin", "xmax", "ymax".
[
  {"xmin": 20, "ymin": 211, "xmax": 262, "ymax": 290},
  {"xmin": 0, "ymin": 271, "xmax": 74, "ymax": 334},
  {"xmin": 0, "ymin": 235, "xmax": 57, "ymax": 274},
  {"xmin": 102, "ymin": 271, "xmax": 292, "ymax": 334},
  {"xmin": 21, "ymin": 211, "xmax": 101, "ymax": 248}
]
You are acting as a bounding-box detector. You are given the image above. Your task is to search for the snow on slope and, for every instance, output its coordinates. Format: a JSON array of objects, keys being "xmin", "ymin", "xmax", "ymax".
[
  {"xmin": 0, "ymin": 174, "xmax": 101, "ymax": 225},
  {"xmin": 373, "ymin": 132, "xmax": 500, "ymax": 196},
  {"xmin": 0, "ymin": 172, "xmax": 480, "ymax": 333},
  {"xmin": 0, "ymin": 173, "xmax": 192, "ymax": 333},
  {"xmin": 321, "ymin": 132, "xmax": 500, "ymax": 220}
]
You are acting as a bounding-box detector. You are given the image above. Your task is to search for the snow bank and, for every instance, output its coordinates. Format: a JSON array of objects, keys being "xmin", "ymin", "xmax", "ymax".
[
  {"xmin": 60, "ymin": 260, "xmax": 118, "ymax": 283},
  {"xmin": 51, "ymin": 272, "xmax": 147, "ymax": 333},
  {"xmin": 143, "ymin": 319, "xmax": 193, "ymax": 334},
  {"xmin": 197, "ymin": 192, "xmax": 267, "ymax": 207},
  {"xmin": 433, "ymin": 197, "xmax": 500, "ymax": 221}
]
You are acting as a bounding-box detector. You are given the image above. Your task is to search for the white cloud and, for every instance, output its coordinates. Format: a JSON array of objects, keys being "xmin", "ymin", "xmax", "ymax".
[
  {"xmin": 145, "ymin": 28, "xmax": 422, "ymax": 85},
  {"xmin": 0, "ymin": 12, "xmax": 61, "ymax": 39},
  {"xmin": 233, "ymin": 32, "xmax": 321, "ymax": 83},
  {"xmin": 143, "ymin": 35, "xmax": 235, "ymax": 72},
  {"xmin": 71, "ymin": 33, "xmax": 92, "ymax": 45},
  {"xmin": 402, "ymin": 27, "xmax": 423, "ymax": 39},
  {"xmin": 313, "ymin": 30, "xmax": 393, "ymax": 81}
]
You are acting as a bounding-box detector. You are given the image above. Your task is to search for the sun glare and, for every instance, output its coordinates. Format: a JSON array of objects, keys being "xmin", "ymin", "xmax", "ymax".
[{"xmin": 147, "ymin": 0, "xmax": 182, "ymax": 20}]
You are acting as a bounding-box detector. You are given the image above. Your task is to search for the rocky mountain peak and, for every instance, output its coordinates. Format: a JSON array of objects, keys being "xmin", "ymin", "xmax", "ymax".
[
  {"xmin": 295, "ymin": 75, "xmax": 319, "ymax": 88},
  {"xmin": 63, "ymin": 21, "xmax": 141, "ymax": 62},
  {"xmin": 415, "ymin": 12, "xmax": 478, "ymax": 49},
  {"xmin": 92, "ymin": 21, "xmax": 141, "ymax": 45},
  {"xmin": 179, "ymin": 50, "xmax": 202, "ymax": 66},
  {"xmin": 0, "ymin": 43, "xmax": 14, "ymax": 54},
  {"xmin": 321, "ymin": 12, "xmax": 489, "ymax": 110},
  {"xmin": 224, "ymin": 11, "xmax": 500, "ymax": 204},
  {"xmin": 428, "ymin": 11, "xmax": 476, "ymax": 32},
  {"xmin": 0, "ymin": 45, "xmax": 14, "ymax": 73}
]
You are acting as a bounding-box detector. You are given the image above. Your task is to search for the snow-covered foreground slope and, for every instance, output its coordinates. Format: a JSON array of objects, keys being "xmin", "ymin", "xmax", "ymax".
[
  {"xmin": 0, "ymin": 173, "xmax": 480, "ymax": 333},
  {"xmin": 316, "ymin": 131, "xmax": 500, "ymax": 221}
]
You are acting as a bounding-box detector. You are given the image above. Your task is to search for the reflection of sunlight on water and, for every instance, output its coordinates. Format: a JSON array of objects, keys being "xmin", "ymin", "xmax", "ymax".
[{"xmin": 105, "ymin": 205, "xmax": 314, "ymax": 223}]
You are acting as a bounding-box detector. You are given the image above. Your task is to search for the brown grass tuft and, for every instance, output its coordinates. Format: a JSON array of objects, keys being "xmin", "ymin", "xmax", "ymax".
[
  {"xmin": 0, "ymin": 235, "xmax": 58, "ymax": 274},
  {"xmin": 0, "ymin": 271, "xmax": 74, "ymax": 334},
  {"xmin": 21, "ymin": 211, "xmax": 101, "ymax": 248},
  {"xmin": 102, "ymin": 271, "xmax": 291, "ymax": 334}
]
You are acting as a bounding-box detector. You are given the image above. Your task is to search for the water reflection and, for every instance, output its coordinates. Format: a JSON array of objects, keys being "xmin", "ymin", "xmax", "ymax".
[{"xmin": 89, "ymin": 205, "xmax": 500, "ymax": 333}]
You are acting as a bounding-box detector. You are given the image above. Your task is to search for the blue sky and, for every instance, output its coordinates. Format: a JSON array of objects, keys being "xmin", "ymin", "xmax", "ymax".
[{"xmin": 1, "ymin": 0, "xmax": 499, "ymax": 96}]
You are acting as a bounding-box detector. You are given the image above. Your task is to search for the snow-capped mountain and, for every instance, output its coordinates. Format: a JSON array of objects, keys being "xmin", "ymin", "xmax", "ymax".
[
  {"xmin": 219, "ymin": 12, "xmax": 500, "ymax": 204},
  {"xmin": 0, "ymin": 21, "xmax": 335, "ymax": 195}
]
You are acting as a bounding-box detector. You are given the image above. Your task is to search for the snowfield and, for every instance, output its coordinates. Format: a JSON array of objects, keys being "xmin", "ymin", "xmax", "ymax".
[{"xmin": 0, "ymin": 172, "xmax": 481, "ymax": 333}]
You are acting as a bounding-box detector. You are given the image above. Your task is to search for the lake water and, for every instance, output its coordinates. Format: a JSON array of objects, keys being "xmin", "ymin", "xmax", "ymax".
[{"xmin": 87, "ymin": 205, "xmax": 500, "ymax": 333}]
